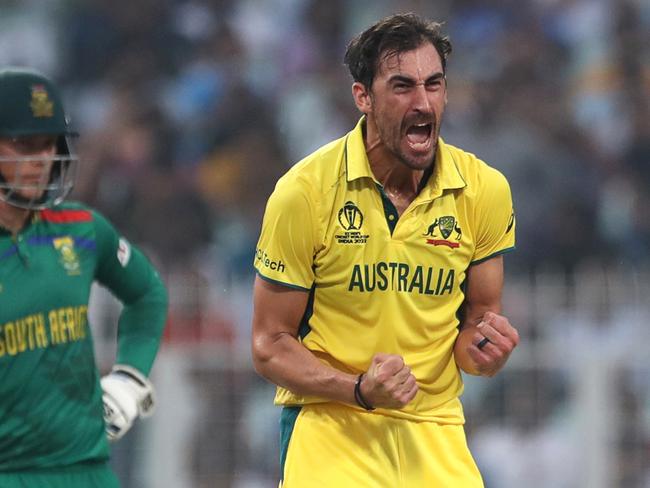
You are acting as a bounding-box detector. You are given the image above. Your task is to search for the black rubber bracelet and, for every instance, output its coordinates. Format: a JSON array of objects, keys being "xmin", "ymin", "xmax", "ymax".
[{"xmin": 354, "ymin": 374, "xmax": 375, "ymax": 411}]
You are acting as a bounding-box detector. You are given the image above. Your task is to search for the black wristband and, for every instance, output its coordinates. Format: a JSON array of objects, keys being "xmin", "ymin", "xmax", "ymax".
[{"xmin": 354, "ymin": 374, "xmax": 375, "ymax": 411}]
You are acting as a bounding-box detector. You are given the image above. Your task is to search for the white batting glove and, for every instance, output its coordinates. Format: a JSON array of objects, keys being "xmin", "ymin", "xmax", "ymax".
[{"xmin": 101, "ymin": 364, "xmax": 156, "ymax": 442}]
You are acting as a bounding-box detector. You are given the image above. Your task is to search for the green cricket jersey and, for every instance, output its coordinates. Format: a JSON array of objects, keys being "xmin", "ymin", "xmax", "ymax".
[{"xmin": 0, "ymin": 201, "xmax": 168, "ymax": 471}]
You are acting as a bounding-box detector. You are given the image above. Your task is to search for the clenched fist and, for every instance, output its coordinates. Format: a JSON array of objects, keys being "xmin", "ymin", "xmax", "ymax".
[
  {"xmin": 466, "ymin": 311, "xmax": 519, "ymax": 377},
  {"xmin": 359, "ymin": 353, "xmax": 418, "ymax": 409}
]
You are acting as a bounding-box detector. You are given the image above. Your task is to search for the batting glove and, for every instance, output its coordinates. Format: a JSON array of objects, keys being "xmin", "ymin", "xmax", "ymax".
[{"xmin": 101, "ymin": 364, "xmax": 156, "ymax": 442}]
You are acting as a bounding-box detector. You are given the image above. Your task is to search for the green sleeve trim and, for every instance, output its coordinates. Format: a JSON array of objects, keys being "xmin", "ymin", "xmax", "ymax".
[
  {"xmin": 256, "ymin": 271, "xmax": 312, "ymax": 292},
  {"xmin": 470, "ymin": 246, "xmax": 516, "ymax": 266}
]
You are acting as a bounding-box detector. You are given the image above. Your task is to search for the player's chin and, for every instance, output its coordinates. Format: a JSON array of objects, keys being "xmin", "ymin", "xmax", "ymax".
[
  {"xmin": 401, "ymin": 143, "xmax": 435, "ymax": 169},
  {"xmin": 16, "ymin": 189, "xmax": 45, "ymax": 201},
  {"xmin": 401, "ymin": 152, "xmax": 435, "ymax": 171}
]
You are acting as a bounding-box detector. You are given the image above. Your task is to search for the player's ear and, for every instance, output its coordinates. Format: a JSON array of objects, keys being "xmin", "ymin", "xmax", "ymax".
[{"xmin": 352, "ymin": 82, "xmax": 372, "ymax": 114}]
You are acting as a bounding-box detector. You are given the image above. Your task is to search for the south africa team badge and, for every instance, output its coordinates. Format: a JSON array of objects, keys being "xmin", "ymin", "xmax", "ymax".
[
  {"xmin": 30, "ymin": 84, "xmax": 54, "ymax": 118},
  {"xmin": 53, "ymin": 236, "xmax": 81, "ymax": 275}
]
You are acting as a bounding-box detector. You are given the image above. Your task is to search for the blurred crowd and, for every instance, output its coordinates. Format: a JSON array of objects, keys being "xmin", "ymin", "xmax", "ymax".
[{"xmin": 0, "ymin": 0, "xmax": 648, "ymax": 278}]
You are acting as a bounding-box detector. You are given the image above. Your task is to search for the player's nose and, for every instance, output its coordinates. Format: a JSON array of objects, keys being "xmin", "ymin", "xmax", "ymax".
[{"xmin": 411, "ymin": 84, "xmax": 432, "ymax": 113}]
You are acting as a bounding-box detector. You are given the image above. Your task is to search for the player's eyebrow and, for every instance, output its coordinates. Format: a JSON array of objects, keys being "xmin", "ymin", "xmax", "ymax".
[
  {"xmin": 388, "ymin": 71, "xmax": 445, "ymax": 85},
  {"xmin": 388, "ymin": 75, "xmax": 416, "ymax": 85}
]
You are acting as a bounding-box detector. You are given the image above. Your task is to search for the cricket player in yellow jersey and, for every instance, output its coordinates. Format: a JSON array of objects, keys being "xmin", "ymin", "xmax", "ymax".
[{"xmin": 252, "ymin": 13, "xmax": 519, "ymax": 487}]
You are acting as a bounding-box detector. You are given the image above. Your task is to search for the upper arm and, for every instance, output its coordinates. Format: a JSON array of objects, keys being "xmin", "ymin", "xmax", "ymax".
[
  {"xmin": 251, "ymin": 175, "xmax": 321, "ymax": 372},
  {"xmin": 253, "ymin": 176, "xmax": 318, "ymax": 289},
  {"xmin": 92, "ymin": 210, "xmax": 167, "ymax": 374},
  {"xmin": 456, "ymin": 255, "xmax": 519, "ymax": 377},
  {"xmin": 251, "ymin": 275, "xmax": 310, "ymax": 364},
  {"xmin": 252, "ymin": 175, "xmax": 317, "ymax": 364},
  {"xmin": 462, "ymin": 164, "xmax": 512, "ymax": 323},
  {"xmin": 461, "ymin": 255, "xmax": 504, "ymax": 328},
  {"xmin": 93, "ymin": 210, "xmax": 164, "ymax": 304},
  {"xmin": 472, "ymin": 167, "xmax": 515, "ymax": 264}
]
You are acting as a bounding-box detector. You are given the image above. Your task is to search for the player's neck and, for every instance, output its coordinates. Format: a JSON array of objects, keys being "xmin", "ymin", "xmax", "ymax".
[
  {"xmin": 363, "ymin": 118, "xmax": 430, "ymax": 200},
  {"xmin": 366, "ymin": 143, "xmax": 429, "ymax": 208}
]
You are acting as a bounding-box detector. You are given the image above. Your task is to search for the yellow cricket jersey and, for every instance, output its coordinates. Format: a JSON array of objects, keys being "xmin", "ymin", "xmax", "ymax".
[{"xmin": 254, "ymin": 117, "xmax": 515, "ymax": 423}]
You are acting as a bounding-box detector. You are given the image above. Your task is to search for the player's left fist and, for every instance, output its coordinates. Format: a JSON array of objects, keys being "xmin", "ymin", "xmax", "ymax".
[
  {"xmin": 101, "ymin": 364, "xmax": 156, "ymax": 442},
  {"xmin": 470, "ymin": 311, "xmax": 519, "ymax": 377}
]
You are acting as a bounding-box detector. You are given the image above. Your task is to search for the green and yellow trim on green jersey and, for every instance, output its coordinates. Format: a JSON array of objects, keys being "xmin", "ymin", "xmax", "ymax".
[{"xmin": 254, "ymin": 117, "xmax": 515, "ymax": 423}]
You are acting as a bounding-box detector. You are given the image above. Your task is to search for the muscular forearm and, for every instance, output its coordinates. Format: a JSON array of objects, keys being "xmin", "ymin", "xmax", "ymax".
[
  {"xmin": 252, "ymin": 332, "xmax": 358, "ymax": 404},
  {"xmin": 251, "ymin": 277, "xmax": 417, "ymax": 409}
]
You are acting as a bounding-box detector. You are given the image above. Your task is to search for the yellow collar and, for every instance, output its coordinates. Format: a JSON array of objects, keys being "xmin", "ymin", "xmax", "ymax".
[{"xmin": 344, "ymin": 117, "xmax": 466, "ymax": 200}]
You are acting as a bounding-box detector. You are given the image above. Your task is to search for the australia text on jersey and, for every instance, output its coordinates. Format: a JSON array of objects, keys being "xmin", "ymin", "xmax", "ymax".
[{"xmin": 349, "ymin": 262, "xmax": 455, "ymax": 295}]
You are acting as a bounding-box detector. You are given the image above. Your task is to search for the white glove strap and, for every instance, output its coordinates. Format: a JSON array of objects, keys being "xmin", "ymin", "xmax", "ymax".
[
  {"xmin": 109, "ymin": 364, "xmax": 156, "ymax": 417},
  {"xmin": 101, "ymin": 364, "xmax": 156, "ymax": 442}
]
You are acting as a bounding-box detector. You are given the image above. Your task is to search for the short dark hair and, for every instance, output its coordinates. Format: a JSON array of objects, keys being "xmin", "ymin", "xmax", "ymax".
[{"xmin": 344, "ymin": 13, "xmax": 452, "ymax": 89}]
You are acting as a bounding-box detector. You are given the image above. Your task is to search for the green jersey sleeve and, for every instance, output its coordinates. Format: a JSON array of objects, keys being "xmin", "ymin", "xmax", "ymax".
[{"xmin": 92, "ymin": 210, "xmax": 168, "ymax": 375}]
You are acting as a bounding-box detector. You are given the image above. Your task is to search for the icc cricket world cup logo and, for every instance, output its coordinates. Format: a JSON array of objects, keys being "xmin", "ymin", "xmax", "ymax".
[{"xmin": 338, "ymin": 201, "xmax": 363, "ymax": 231}]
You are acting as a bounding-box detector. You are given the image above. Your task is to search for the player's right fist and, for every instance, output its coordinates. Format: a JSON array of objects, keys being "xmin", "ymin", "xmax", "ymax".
[{"xmin": 361, "ymin": 353, "xmax": 418, "ymax": 409}]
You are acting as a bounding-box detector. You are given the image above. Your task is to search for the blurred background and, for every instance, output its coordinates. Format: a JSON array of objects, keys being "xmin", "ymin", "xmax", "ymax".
[{"xmin": 2, "ymin": 0, "xmax": 649, "ymax": 486}]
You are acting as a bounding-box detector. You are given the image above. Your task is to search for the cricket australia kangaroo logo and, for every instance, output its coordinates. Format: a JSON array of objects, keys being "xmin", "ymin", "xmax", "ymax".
[
  {"xmin": 336, "ymin": 201, "xmax": 369, "ymax": 244},
  {"xmin": 423, "ymin": 216, "xmax": 462, "ymax": 248}
]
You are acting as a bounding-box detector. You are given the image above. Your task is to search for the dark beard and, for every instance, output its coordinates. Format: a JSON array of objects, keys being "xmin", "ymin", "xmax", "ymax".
[{"xmin": 374, "ymin": 113, "xmax": 439, "ymax": 170}]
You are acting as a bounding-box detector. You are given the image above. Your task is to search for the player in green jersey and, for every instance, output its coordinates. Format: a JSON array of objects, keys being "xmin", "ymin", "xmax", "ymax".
[
  {"xmin": 0, "ymin": 67, "xmax": 168, "ymax": 487},
  {"xmin": 252, "ymin": 13, "xmax": 520, "ymax": 487}
]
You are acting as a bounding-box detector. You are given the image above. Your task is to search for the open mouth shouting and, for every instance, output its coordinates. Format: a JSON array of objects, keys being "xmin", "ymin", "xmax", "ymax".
[{"xmin": 405, "ymin": 121, "xmax": 434, "ymax": 154}]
